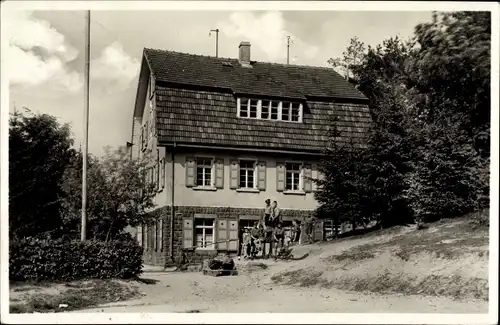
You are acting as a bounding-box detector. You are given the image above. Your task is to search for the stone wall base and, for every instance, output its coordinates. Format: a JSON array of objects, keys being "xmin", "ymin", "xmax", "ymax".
[{"xmin": 140, "ymin": 205, "xmax": 313, "ymax": 266}]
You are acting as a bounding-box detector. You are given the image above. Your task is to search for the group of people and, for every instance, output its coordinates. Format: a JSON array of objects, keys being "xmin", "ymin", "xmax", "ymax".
[{"xmin": 238, "ymin": 199, "xmax": 302, "ymax": 260}]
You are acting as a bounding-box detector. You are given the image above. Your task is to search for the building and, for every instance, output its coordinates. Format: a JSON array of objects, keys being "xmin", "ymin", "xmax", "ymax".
[{"xmin": 131, "ymin": 41, "xmax": 371, "ymax": 266}]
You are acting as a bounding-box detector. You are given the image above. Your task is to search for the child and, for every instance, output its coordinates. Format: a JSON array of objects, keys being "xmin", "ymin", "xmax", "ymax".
[
  {"xmin": 273, "ymin": 222, "xmax": 285, "ymax": 258},
  {"xmin": 242, "ymin": 228, "xmax": 251, "ymax": 259}
]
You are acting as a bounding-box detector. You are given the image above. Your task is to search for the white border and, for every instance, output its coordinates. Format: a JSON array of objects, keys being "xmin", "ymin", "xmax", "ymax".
[{"xmin": 1, "ymin": 1, "xmax": 498, "ymax": 325}]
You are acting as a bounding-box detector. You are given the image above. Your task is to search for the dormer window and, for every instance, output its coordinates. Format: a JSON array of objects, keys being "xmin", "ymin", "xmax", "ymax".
[{"xmin": 237, "ymin": 98, "xmax": 303, "ymax": 123}]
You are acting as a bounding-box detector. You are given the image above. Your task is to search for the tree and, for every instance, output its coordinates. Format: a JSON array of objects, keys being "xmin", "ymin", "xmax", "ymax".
[
  {"xmin": 314, "ymin": 117, "xmax": 370, "ymax": 231},
  {"xmin": 328, "ymin": 36, "xmax": 365, "ymax": 80},
  {"xmin": 60, "ymin": 146, "xmax": 158, "ymax": 241},
  {"xmin": 9, "ymin": 112, "xmax": 75, "ymax": 239}
]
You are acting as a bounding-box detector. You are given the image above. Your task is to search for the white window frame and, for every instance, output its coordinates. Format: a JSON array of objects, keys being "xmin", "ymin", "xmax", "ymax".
[
  {"xmin": 195, "ymin": 157, "xmax": 215, "ymax": 188},
  {"xmin": 285, "ymin": 161, "xmax": 303, "ymax": 192},
  {"xmin": 236, "ymin": 97, "xmax": 303, "ymax": 123},
  {"xmin": 239, "ymin": 159, "xmax": 257, "ymax": 189},
  {"xmin": 194, "ymin": 218, "xmax": 216, "ymax": 250}
]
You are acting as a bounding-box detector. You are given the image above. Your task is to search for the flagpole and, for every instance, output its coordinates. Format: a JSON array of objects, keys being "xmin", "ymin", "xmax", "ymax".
[{"xmin": 81, "ymin": 10, "xmax": 91, "ymax": 241}]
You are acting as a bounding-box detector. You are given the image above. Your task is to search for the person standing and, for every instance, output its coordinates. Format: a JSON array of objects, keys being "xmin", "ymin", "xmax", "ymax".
[
  {"xmin": 292, "ymin": 219, "xmax": 301, "ymax": 243},
  {"xmin": 273, "ymin": 222, "xmax": 285, "ymax": 259},
  {"xmin": 263, "ymin": 199, "xmax": 272, "ymax": 227},
  {"xmin": 270, "ymin": 201, "xmax": 281, "ymax": 228}
]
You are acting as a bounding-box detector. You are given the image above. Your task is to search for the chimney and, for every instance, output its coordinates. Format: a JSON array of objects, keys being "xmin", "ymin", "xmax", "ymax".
[{"xmin": 238, "ymin": 41, "xmax": 251, "ymax": 67}]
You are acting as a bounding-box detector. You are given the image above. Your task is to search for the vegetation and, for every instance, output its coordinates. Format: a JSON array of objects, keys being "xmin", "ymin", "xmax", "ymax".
[
  {"xmin": 9, "ymin": 237, "xmax": 144, "ymax": 281},
  {"xmin": 9, "ymin": 112, "xmax": 75, "ymax": 240},
  {"xmin": 272, "ymin": 212, "xmax": 489, "ymax": 301},
  {"xmin": 10, "ymin": 279, "xmax": 140, "ymax": 313},
  {"xmin": 316, "ymin": 11, "xmax": 490, "ymax": 228},
  {"xmin": 61, "ymin": 146, "xmax": 158, "ymax": 241}
]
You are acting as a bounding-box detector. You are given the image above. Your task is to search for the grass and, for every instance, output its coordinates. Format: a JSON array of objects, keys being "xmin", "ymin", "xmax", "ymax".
[
  {"xmin": 325, "ymin": 251, "xmax": 376, "ymax": 263},
  {"xmin": 271, "ymin": 268, "xmax": 328, "ymax": 287},
  {"xmin": 342, "ymin": 215, "xmax": 489, "ymax": 261},
  {"xmin": 271, "ymin": 212, "xmax": 489, "ymax": 301},
  {"xmin": 10, "ymin": 279, "xmax": 141, "ymax": 313},
  {"xmin": 334, "ymin": 272, "xmax": 489, "ymax": 301}
]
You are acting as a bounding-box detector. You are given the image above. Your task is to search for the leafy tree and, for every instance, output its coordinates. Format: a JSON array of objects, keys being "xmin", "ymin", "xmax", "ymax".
[
  {"xmin": 410, "ymin": 11, "xmax": 491, "ymax": 155},
  {"xmin": 314, "ymin": 117, "xmax": 371, "ymax": 231},
  {"xmin": 9, "ymin": 112, "xmax": 75, "ymax": 239},
  {"xmin": 328, "ymin": 36, "xmax": 365, "ymax": 80},
  {"xmin": 60, "ymin": 146, "xmax": 157, "ymax": 241}
]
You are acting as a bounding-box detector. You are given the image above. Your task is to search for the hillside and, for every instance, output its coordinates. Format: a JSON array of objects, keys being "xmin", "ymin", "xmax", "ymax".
[{"xmin": 271, "ymin": 211, "xmax": 489, "ymax": 301}]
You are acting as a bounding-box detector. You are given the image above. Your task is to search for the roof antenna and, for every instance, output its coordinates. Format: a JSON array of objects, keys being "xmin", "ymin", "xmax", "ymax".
[
  {"xmin": 209, "ymin": 29, "xmax": 219, "ymax": 58},
  {"xmin": 286, "ymin": 36, "xmax": 294, "ymax": 65}
]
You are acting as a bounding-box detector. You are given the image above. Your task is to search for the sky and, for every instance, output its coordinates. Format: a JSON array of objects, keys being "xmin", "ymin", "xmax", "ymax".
[{"xmin": 5, "ymin": 9, "xmax": 433, "ymax": 157}]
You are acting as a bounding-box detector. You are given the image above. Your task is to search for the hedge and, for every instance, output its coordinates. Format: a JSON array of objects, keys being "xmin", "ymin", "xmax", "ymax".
[{"xmin": 9, "ymin": 237, "xmax": 144, "ymax": 281}]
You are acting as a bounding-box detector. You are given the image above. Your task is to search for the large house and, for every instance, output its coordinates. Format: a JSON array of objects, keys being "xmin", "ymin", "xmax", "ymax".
[{"xmin": 131, "ymin": 41, "xmax": 371, "ymax": 266}]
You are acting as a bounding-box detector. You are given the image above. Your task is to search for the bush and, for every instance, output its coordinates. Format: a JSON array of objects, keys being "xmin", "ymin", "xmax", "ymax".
[{"xmin": 9, "ymin": 237, "xmax": 143, "ymax": 281}]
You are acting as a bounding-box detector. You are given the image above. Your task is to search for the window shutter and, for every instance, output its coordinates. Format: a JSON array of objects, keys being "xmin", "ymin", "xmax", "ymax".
[
  {"xmin": 276, "ymin": 162, "xmax": 285, "ymax": 192},
  {"xmin": 257, "ymin": 161, "xmax": 267, "ymax": 191},
  {"xmin": 217, "ymin": 219, "xmax": 228, "ymax": 250},
  {"xmin": 139, "ymin": 127, "xmax": 144, "ymax": 151},
  {"xmin": 303, "ymin": 164, "xmax": 313, "ymax": 193},
  {"xmin": 183, "ymin": 217, "xmax": 194, "ymax": 249},
  {"xmin": 215, "ymin": 158, "xmax": 224, "ymax": 189},
  {"xmin": 144, "ymin": 121, "xmax": 148, "ymax": 148},
  {"xmin": 185, "ymin": 157, "xmax": 196, "ymax": 187},
  {"xmin": 228, "ymin": 219, "xmax": 239, "ymax": 251},
  {"xmin": 160, "ymin": 158, "xmax": 166, "ymax": 189},
  {"xmin": 229, "ymin": 159, "xmax": 239, "ymax": 189}
]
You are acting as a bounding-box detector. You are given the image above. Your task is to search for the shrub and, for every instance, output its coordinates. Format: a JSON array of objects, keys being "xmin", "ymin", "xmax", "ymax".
[{"xmin": 9, "ymin": 237, "xmax": 143, "ymax": 281}]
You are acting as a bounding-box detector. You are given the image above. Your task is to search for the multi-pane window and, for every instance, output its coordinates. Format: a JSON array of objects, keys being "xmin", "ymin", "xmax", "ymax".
[
  {"xmin": 239, "ymin": 98, "xmax": 249, "ymax": 118},
  {"xmin": 270, "ymin": 101, "xmax": 279, "ymax": 120},
  {"xmin": 195, "ymin": 218, "xmax": 215, "ymax": 249},
  {"xmin": 282, "ymin": 102, "xmax": 291, "ymax": 121},
  {"xmin": 261, "ymin": 100, "xmax": 270, "ymax": 119},
  {"xmin": 249, "ymin": 99, "xmax": 258, "ymax": 118},
  {"xmin": 291, "ymin": 103, "xmax": 301, "ymax": 122},
  {"xmin": 285, "ymin": 162, "xmax": 301, "ymax": 191},
  {"xmin": 238, "ymin": 98, "xmax": 301, "ymax": 122},
  {"xmin": 239, "ymin": 160, "xmax": 256, "ymax": 188},
  {"xmin": 196, "ymin": 158, "xmax": 213, "ymax": 187}
]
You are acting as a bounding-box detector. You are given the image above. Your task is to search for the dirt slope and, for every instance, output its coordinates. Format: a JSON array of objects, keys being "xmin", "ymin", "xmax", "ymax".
[{"xmin": 74, "ymin": 217, "xmax": 488, "ymax": 313}]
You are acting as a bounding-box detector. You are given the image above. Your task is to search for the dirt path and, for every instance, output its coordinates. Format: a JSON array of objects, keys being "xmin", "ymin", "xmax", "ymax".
[
  {"xmin": 74, "ymin": 223, "xmax": 488, "ymax": 314},
  {"xmin": 75, "ymin": 271, "xmax": 486, "ymax": 313}
]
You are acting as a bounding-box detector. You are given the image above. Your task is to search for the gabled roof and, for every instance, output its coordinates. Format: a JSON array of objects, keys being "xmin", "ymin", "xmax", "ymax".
[{"xmin": 143, "ymin": 48, "xmax": 367, "ymax": 101}]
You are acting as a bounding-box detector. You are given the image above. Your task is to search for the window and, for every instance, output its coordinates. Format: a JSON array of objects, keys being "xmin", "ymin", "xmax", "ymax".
[
  {"xmin": 261, "ymin": 100, "xmax": 270, "ymax": 119},
  {"xmin": 160, "ymin": 158, "xmax": 165, "ymax": 189},
  {"xmin": 239, "ymin": 160, "xmax": 256, "ymax": 188},
  {"xmin": 291, "ymin": 103, "xmax": 301, "ymax": 122},
  {"xmin": 237, "ymin": 98, "xmax": 302, "ymax": 122},
  {"xmin": 282, "ymin": 102, "xmax": 291, "ymax": 121},
  {"xmin": 195, "ymin": 218, "xmax": 215, "ymax": 250},
  {"xmin": 249, "ymin": 99, "xmax": 258, "ymax": 118},
  {"xmin": 158, "ymin": 219, "xmax": 163, "ymax": 251},
  {"xmin": 239, "ymin": 98, "xmax": 249, "ymax": 118},
  {"xmin": 196, "ymin": 157, "xmax": 213, "ymax": 187},
  {"xmin": 285, "ymin": 162, "xmax": 302, "ymax": 191},
  {"xmin": 270, "ymin": 101, "xmax": 279, "ymax": 120}
]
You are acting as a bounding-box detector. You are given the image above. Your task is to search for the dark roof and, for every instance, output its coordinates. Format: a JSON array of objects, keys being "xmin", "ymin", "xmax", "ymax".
[
  {"xmin": 144, "ymin": 48, "xmax": 367, "ymax": 101},
  {"xmin": 156, "ymin": 87, "xmax": 372, "ymax": 153}
]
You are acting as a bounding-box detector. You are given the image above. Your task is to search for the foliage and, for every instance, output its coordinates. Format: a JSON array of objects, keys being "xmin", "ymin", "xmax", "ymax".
[
  {"xmin": 319, "ymin": 11, "xmax": 490, "ymax": 226},
  {"xmin": 327, "ymin": 36, "xmax": 366, "ymax": 80},
  {"xmin": 9, "ymin": 112, "xmax": 76, "ymax": 239},
  {"xmin": 60, "ymin": 146, "xmax": 158, "ymax": 241},
  {"xmin": 9, "ymin": 237, "xmax": 143, "ymax": 281}
]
